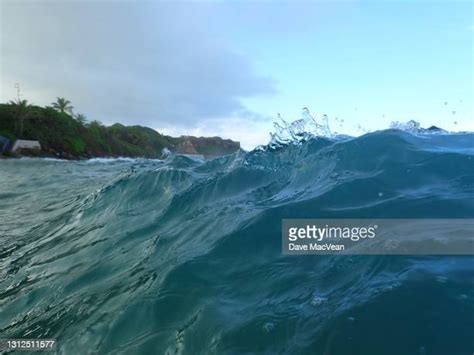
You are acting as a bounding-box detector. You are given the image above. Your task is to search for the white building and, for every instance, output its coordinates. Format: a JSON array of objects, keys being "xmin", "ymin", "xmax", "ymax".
[{"xmin": 11, "ymin": 140, "xmax": 42, "ymax": 152}]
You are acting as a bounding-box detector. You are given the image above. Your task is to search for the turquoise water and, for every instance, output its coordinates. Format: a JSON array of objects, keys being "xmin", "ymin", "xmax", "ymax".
[{"xmin": 1, "ymin": 129, "xmax": 473, "ymax": 354}]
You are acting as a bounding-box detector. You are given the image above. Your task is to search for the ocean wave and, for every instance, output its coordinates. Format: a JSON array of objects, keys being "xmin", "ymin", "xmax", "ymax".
[{"xmin": 0, "ymin": 124, "xmax": 473, "ymax": 354}]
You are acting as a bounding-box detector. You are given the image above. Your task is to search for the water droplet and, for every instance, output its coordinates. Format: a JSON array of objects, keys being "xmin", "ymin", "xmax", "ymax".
[
  {"xmin": 263, "ymin": 322, "xmax": 274, "ymax": 333},
  {"xmin": 453, "ymin": 121, "xmax": 458, "ymax": 125},
  {"xmin": 378, "ymin": 192, "xmax": 384, "ymax": 197}
]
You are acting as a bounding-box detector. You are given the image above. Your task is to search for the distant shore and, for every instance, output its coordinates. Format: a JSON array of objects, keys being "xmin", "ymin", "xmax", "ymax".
[{"xmin": 0, "ymin": 101, "xmax": 240, "ymax": 160}]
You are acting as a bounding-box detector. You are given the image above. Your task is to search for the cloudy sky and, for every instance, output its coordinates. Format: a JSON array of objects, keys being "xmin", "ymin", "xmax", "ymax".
[{"xmin": 1, "ymin": 0, "xmax": 472, "ymax": 149}]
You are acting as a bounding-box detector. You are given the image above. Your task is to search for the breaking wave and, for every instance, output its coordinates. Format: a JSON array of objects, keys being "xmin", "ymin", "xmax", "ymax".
[{"xmin": 1, "ymin": 114, "xmax": 473, "ymax": 354}]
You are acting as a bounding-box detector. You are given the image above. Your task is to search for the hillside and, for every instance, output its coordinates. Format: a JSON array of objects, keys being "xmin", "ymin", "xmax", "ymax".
[{"xmin": 0, "ymin": 103, "xmax": 240, "ymax": 159}]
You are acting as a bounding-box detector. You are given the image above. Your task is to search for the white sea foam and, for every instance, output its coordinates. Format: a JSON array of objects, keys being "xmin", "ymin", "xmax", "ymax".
[{"xmin": 85, "ymin": 157, "xmax": 137, "ymax": 163}]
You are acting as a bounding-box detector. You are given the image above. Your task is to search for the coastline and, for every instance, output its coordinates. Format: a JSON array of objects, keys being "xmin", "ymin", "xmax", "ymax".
[
  {"xmin": 0, "ymin": 102, "xmax": 241, "ymax": 160},
  {"xmin": 0, "ymin": 149, "xmax": 157, "ymax": 161},
  {"xmin": 0, "ymin": 147, "xmax": 238, "ymax": 161}
]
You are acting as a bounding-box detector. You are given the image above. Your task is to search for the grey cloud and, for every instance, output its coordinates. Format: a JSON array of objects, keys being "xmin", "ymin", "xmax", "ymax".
[{"xmin": 0, "ymin": 1, "xmax": 276, "ymax": 127}]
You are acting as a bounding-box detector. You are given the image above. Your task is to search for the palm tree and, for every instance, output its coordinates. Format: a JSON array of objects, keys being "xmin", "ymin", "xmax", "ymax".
[
  {"xmin": 75, "ymin": 113, "xmax": 87, "ymax": 125},
  {"xmin": 9, "ymin": 99, "xmax": 30, "ymax": 137},
  {"xmin": 51, "ymin": 97, "xmax": 73, "ymax": 114}
]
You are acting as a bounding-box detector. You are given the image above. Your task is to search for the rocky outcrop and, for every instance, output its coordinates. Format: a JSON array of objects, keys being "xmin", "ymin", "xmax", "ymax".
[{"xmin": 175, "ymin": 136, "xmax": 240, "ymax": 157}]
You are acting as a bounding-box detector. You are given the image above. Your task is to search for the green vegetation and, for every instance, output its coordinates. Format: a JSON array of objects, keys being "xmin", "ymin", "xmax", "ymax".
[
  {"xmin": 0, "ymin": 101, "xmax": 240, "ymax": 159},
  {"xmin": 75, "ymin": 113, "xmax": 87, "ymax": 126},
  {"xmin": 8, "ymin": 99, "xmax": 31, "ymax": 137},
  {"xmin": 51, "ymin": 97, "xmax": 74, "ymax": 114}
]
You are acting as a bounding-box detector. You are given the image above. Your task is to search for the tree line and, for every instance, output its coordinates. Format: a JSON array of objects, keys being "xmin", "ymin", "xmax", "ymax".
[{"xmin": 9, "ymin": 97, "xmax": 95, "ymax": 137}]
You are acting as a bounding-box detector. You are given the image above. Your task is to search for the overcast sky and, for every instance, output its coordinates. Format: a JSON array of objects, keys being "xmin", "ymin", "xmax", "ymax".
[{"xmin": 1, "ymin": 0, "xmax": 473, "ymax": 149}]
